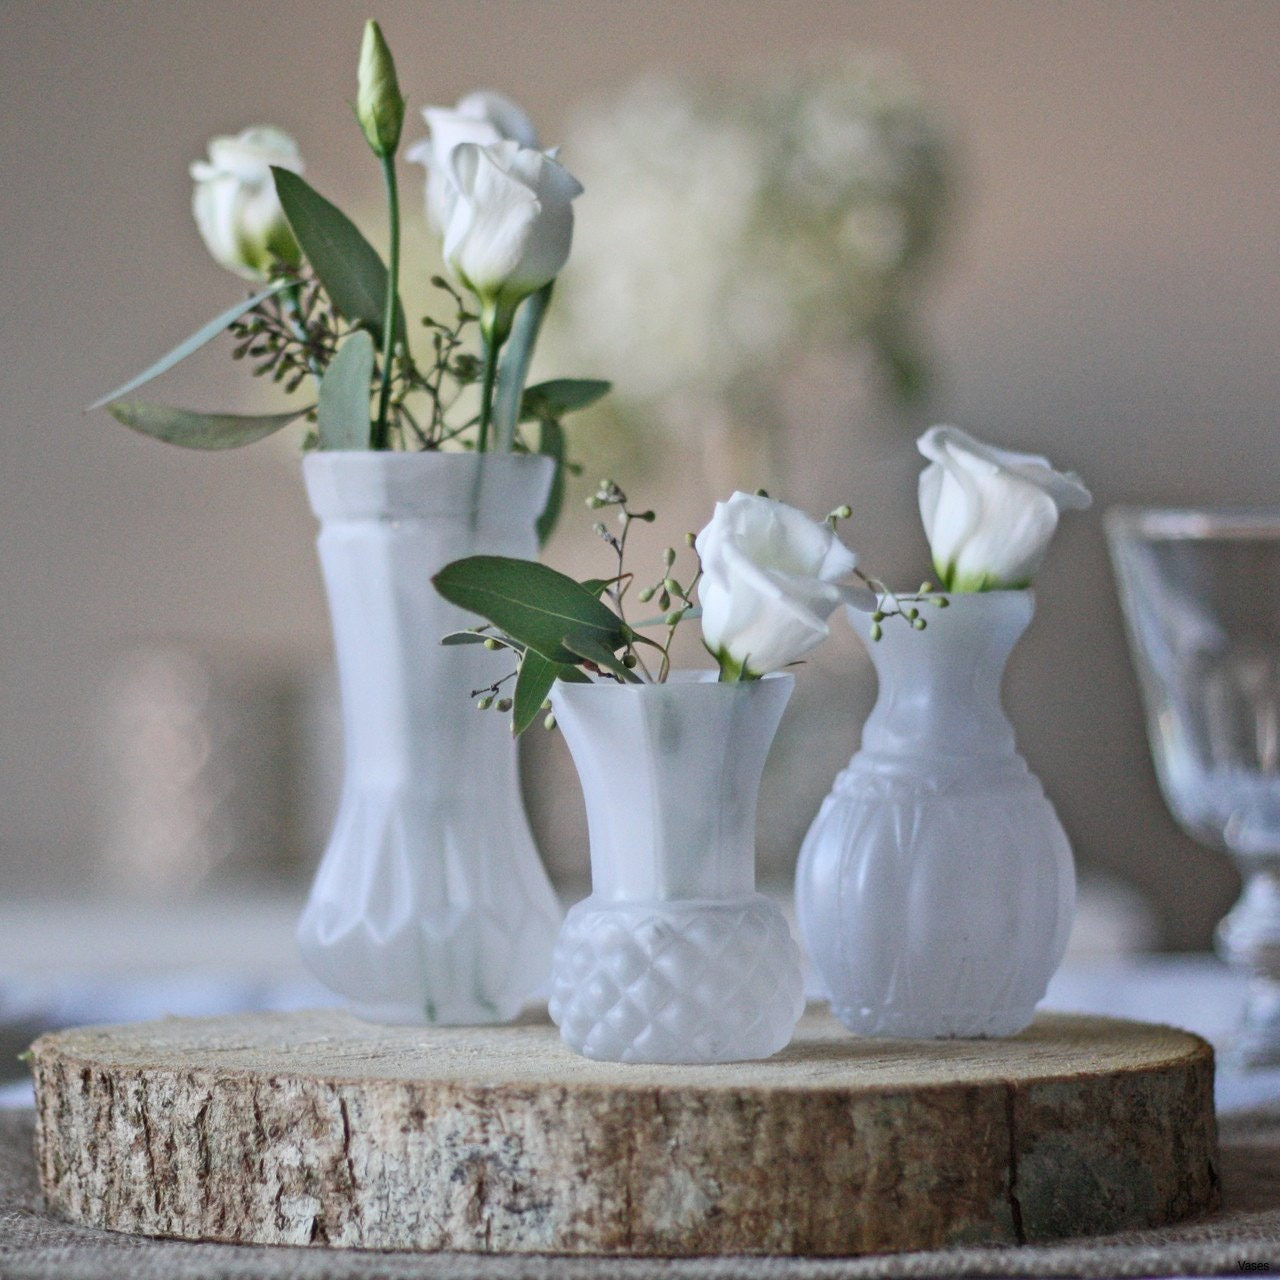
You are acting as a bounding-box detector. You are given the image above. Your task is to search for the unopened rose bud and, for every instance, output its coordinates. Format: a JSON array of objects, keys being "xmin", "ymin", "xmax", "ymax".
[{"xmin": 356, "ymin": 20, "xmax": 406, "ymax": 158}]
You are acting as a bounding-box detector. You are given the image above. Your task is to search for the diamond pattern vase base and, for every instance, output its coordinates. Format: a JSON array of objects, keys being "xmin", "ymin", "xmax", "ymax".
[{"xmin": 549, "ymin": 895, "xmax": 805, "ymax": 1063}]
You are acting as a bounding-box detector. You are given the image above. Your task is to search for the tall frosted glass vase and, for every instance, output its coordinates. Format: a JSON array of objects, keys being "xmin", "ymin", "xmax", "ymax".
[
  {"xmin": 796, "ymin": 592, "xmax": 1075, "ymax": 1038},
  {"xmin": 548, "ymin": 673, "xmax": 805, "ymax": 1063},
  {"xmin": 297, "ymin": 451, "xmax": 562, "ymax": 1024}
]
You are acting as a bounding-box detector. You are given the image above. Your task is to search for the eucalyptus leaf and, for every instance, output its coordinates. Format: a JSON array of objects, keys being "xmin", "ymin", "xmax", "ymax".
[
  {"xmin": 494, "ymin": 282, "xmax": 552, "ymax": 451},
  {"xmin": 535, "ymin": 418, "xmax": 566, "ymax": 546},
  {"xmin": 316, "ymin": 330, "xmax": 375, "ymax": 450},
  {"xmin": 632, "ymin": 605, "xmax": 702, "ymax": 629},
  {"xmin": 272, "ymin": 168, "xmax": 406, "ymax": 343},
  {"xmin": 440, "ymin": 630, "xmax": 526, "ymax": 654},
  {"xmin": 432, "ymin": 555, "xmax": 627, "ymax": 664},
  {"xmin": 107, "ymin": 401, "xmax": 311, "ymax": 450},
  {"xmin": 88, "ymin": 280, "xmax": 295, "ymax": 411},
  {"xmin": 519, "ymin": 378, "xmax": 611, "ymax": 422},
  {"xmin": 511, "ymin": 650, "xmax": 586, "ymax": 735},
  {"xmin": 562, "ymin": 632, "xmax": 642, "ymax": 683}
]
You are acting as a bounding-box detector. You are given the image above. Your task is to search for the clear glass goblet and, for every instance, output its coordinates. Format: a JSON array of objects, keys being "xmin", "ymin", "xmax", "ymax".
[{"xmin": 1108, "ymin": 507, "xmax": 1280, "ymax": 1066}]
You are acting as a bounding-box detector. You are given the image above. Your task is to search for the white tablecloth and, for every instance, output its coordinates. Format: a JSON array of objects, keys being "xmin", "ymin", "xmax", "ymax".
[{"xmin": 2, "ymin": 888, "xmax": 1271, "ymax": 1114}]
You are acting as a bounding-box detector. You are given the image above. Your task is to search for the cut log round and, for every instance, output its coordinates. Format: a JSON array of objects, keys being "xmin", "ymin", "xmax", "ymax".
[{"xmin": 31, "ymin": 1008, "xmax": 1218, "ymax": 1256}]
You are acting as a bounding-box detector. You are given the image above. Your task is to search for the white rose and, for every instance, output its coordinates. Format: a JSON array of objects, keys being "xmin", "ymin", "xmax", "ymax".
[
  {"xmin": 917, "ymin": 425, "xmax": 1092, "ymax": 592},
  {"xmin": 406, "ymin": 91, "xmax": 539, "ymax": 235},
  {"xmin": 442, "ymin": 140, "xmax": 583, "ymax": 339},
  {"xmin": 695, "ymin": 492, "xmax": 858, "ymax": 680},
  {"xmin": 189, "ymin": 126, "xmax": 303, "ymax": 281}
]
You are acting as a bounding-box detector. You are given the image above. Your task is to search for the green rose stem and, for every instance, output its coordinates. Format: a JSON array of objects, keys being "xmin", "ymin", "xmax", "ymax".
[
  {"xmin": 476, "ymin": 303, "xmax": 514, "ymax": 454},
  {"xmin": 371, "ymin": 152, "xmax": 400, "ymax": 450},
  {"xmin": 355, "ymin": 19, "xmax": 406, "ymax": 451}
]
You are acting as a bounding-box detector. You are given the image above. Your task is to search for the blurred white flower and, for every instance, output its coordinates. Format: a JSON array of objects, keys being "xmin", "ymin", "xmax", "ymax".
[
  {"xmin": 545, "ymin": 63, "xmax": 948, "ymax": 469},
  {"xmin": 696, "ymin": 492, "xmax": 858, "ymax": 679},
  {"xmin": 442, "ymin": 140, "xmax": 583, "ymax": 338},
  {"xmin": 406, "ymin": 91, "xmax": 539, "ymax": 236},
  {"xmin": 917, "ymin": 426, "xmax": 1092, "ymax": 592},
  {"xmin": 189, "ymin": 127, "xmax": 303, "ymax": 281}
]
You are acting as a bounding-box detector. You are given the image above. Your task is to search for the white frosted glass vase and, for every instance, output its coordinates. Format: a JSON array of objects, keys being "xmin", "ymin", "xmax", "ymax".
[
  {"xmin": 548, "ymin": 673, "xmax": 805, "ymax": 1063},
  {"xmin": 795, "ymin": 591, "xmax": 1075, "ymax": 1038},
  {"xmin": 297, "ymin": 451, "xmax": 563, "ymax": 1024}
]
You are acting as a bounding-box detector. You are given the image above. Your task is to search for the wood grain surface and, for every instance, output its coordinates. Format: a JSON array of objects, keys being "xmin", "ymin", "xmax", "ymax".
[{"xmin": 30, "ymin": 1007, "xmax": 1219, "ymax": 1256}]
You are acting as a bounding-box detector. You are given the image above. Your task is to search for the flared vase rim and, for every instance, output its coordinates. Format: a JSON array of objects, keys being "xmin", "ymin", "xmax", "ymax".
[
  {"xmin": 302, "ymin": 448, "xmax": 553, "ymax": 470},
  {"xmin": 552, "ymin": 669, "xmax": 794, "ymax": 697}
]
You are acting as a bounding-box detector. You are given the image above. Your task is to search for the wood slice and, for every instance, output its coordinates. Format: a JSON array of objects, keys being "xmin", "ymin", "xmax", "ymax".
[{"xmin": 31, "ymin": 1008, "xmax": 1218, "ymax": 1257}]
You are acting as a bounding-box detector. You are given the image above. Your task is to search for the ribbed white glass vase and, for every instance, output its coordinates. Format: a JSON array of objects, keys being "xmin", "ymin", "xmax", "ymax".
[{"xmin": 796, "ymin": 592, "xmax": 1075, "ymax": 1038}]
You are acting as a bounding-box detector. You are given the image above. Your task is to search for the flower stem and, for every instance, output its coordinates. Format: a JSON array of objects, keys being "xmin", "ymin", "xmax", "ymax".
[
  {"xmin": 371, "ymin": 153, "xmax": 400, "ymax": 451},
  {"xmin": 477, "ymin": 330, "xmax": 499, "ymax": 454}
]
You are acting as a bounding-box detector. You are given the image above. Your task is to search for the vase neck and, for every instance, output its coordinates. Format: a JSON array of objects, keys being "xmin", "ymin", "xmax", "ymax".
[
  {"xmin": 552, "ymin": 675, "xmax": 793, "ymax": 901},
  {"xmin": 853, "ymin": 592, "xmax": 1033, "ymax": 761},
  {"xmin": 304, "ymin": 453, "xmax": 552, "ymax": 784}
]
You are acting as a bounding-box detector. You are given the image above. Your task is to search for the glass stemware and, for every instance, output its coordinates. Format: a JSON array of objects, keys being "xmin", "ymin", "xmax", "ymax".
[{"xmin": 1108, "ymin": 507, "xmax": 1280, "ymax": 1066}]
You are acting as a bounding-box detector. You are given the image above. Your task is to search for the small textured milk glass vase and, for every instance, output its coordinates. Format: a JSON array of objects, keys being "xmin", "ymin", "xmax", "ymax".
[
  {"xmin": 796, "ymin": 592, "xmax": 1075, "ymax": 1038},
  {"xmin": 297, "ymin": 451, "xmax": 563, "ymax": 1024},
  {"xmin": 548, "ymin": 672, "xmax": 805, "ymax": 1063}
]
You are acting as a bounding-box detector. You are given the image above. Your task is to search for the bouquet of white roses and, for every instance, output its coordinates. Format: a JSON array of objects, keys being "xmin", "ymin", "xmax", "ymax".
[{"xmin": 91, "ymin": 21, "xmax": 607, "ymax": 540}]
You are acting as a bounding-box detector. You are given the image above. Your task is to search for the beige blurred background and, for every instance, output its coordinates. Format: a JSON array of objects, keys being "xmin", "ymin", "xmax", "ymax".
[{"xmin": 2, "ymin": 0, "xmax": 1277, "ymax": 948}]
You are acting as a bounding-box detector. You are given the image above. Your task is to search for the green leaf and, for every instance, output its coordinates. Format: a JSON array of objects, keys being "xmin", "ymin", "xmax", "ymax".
[
  {"xmin": 107, "ymin": 401, "xmax": 311, "ymax": 450},
  {"xmin": 562, "ymin": 632, "xmax": 642, "ymax": 683},
  {"xmin": 511, "ymin": 650, "xmax": 589, "ymax": 735},
  {"xmin": 494, "ymin": 282, "xmax": 553, "ymax": 451},
  {"xmin": 316, "ymin": 330, "xmax": 374, "ymax": 450},
  {"xmin": 88, "ymin": 280, "xmax": 295, "ymax": 411},
  {"xmin": 519, "ymin": 378, "xmax": 611, "ymax": 422},
  {"xmin": 440, "ymin": 630, "xmax": 494, "ymax": 646},
  {"xmin": 432, "ymin": 555, "xmax": 627, "ymax": 664},
  {"xmin": 513, "ymin": 651, "xmax": 558, "ymax": 734},
  {"xmin": 271, "ymin": 168, "xmax": 406, "ymax": 343},
  {"xmin": 632, "ymin": 605, "xmax": 702, "ymax": 629},
  {"xmin": 535, "ymin": 418, "xmax": 566, "ymax": 546}
]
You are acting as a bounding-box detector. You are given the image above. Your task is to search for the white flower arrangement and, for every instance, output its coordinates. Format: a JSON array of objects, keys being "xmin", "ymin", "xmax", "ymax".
[
  {"xmin": 433, "ymin": 427, "xmax": 1089, "ymax": 731},
  {"xmin": 91, "ymin": 22, "xmax": 607, "ymax": 540}
]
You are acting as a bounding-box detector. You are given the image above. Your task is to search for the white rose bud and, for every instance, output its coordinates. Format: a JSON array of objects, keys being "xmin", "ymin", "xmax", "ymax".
[
  {"xmin": 442, "ymin": 139, "xmax": 583, "ymax": 341},
  {"xmin": 406, "ymin": 91, "xmax": 539, "ymax": 236},
  {"xmin": 189, "ymin": 126, "xmax": 303, "ymax": 281},
  {"xmin": 695, "ymin": 492, "xmax": 858, "ymax": 681},
  {"xmin": 917, "ymin": 425, "xmax": 1092, "ymax": 592},
  {"xmin": 355, "ymin": 20, "xmax": 406, "ymax": 159}
]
